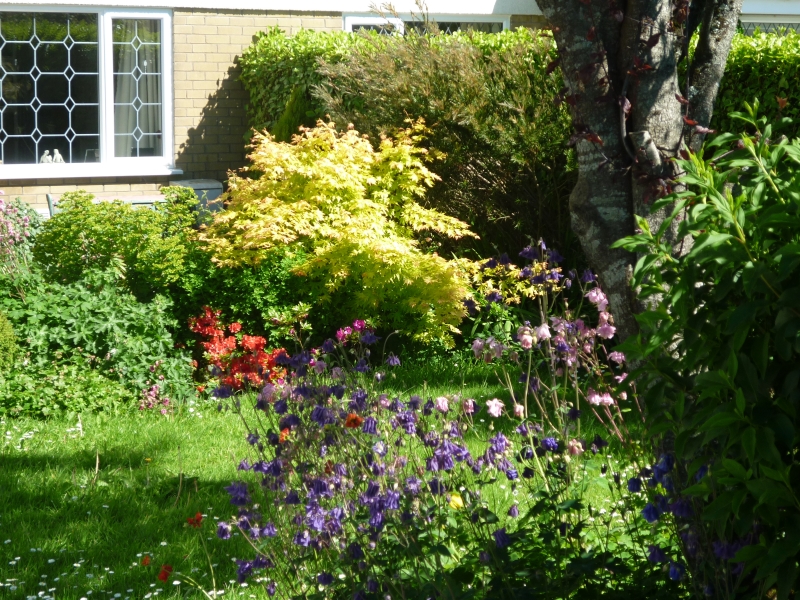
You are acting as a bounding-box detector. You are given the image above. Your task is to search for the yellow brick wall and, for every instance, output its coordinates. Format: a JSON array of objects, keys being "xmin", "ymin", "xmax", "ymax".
[{"xmin": 172, "ymin": 9, "xmax": 342, "ymax": 182}]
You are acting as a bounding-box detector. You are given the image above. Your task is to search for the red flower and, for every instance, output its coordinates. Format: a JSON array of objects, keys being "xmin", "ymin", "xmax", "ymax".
[
  {"xmin": 279, "ymin": 428, "xmax": 291, "ymax": 443},
  {"xmin": 344, "ymin": 414, "xmax": 364, "ymax": 429},
  {"xmin": 187, "ymin": 512, "xmax": 203, "ymax": 528},
  {"xmin": 229, "ymin": 322, "xmax": 242, "ymax": 333},
  {"xmin": 141, "ymin": 555, "xmax": 151, "ymax": 566},
  {"xmin": 157, "ymin": 564, "xmax": 173, "ymax": 582},
  {"xmin": 241, "ymin": 335, "xmax": 266, "ymax": 353}
]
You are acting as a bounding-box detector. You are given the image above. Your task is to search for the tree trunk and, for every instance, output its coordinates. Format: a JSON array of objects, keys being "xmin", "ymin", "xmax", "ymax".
[{"xmin": 535, "ymin": 0, "xmax": 742, "ymax": 340}]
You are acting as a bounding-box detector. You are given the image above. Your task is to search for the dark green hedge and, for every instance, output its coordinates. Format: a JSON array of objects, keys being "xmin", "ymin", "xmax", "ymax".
[{"xmin": 713, "ymin": 30, "xmax": 800, "ymax": 137}]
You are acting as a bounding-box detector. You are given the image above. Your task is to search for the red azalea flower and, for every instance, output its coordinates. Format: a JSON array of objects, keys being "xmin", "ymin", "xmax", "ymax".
[
  {"xmin": 157, "ymin": 564, "xmax": 173, "ymax": 582},
  {"xmin": 229, "ymin": 322, "xmax": 242, "ymax": 333}
]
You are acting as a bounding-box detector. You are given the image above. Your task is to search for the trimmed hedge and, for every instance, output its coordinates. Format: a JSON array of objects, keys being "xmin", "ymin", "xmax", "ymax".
[{"xmin": 713, "ymin": 30, "xmax": 800, "ymax": 137}]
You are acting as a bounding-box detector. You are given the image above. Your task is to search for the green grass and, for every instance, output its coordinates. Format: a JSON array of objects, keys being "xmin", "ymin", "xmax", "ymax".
[{"xmin": 0, "ymin": 405, "xmax": 260, "ymax": 599}]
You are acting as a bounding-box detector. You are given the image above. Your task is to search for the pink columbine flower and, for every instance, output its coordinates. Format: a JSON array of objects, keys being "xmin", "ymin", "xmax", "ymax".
[
  {"xmin": 615, "ymin": 372, "xmax": 628, "ymax": 383},
  {"xmin": 463, "ymin": 398, "xmax": 476, "ymax": 414},
  {"xmin": 486, "ymin": 398, "xmax": 504, "ymax": 418},
  {"xmin": 517, "ymin": 326, "xmax": 534, "ymax": 349},
  {"xmin": 353, "ymin": 320, "xmax": 366, "ymax": 331},
  {"xmin": 330, "ymin": 367, "xmax": 345, "ymax": 381},
  {"xmin": 585, "ymin": 287, "xmax": 609, "ymax": 312},
  {"xmin": 568, "ymin": 439, "xmax": 584, "ymax": 456},
  {"xmin": 435, "ymin": 396, "xmax": 450, "ymax": 413},
  {"xmin": 608, "ymin": 351, "xmax": 626, "ymax": 364},
  {"xmin": 513, "ymin": 404, "xmax": 525, "ymax": 418},
  {"xmin": 535, "ymin": 323, "xmax": 551, "ymax": 341},
  {"xmin": 471, "ymin": 339, "xmax": 485, "ymax": 359},
  {"xmin": 488, "ymin": 338, "xmax": 505, "ymax": 360},
  {"xmin": 597, "ymin": 323, "xmax": 616, "ymax": 339}
]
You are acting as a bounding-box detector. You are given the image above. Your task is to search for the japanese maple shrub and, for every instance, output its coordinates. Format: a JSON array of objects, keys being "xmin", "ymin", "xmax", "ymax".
[{"xmin": 199, "ymin": 120, "xmax": 477, "ymax": 344}]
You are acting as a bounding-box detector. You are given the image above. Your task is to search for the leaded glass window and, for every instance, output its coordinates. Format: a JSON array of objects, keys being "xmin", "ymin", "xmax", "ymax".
[{"xmin": 0, "ymin": 12, "xmax": 99, "ymax": 164}]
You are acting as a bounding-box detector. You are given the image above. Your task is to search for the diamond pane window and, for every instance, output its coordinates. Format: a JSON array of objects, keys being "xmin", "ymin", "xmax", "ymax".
[
  {"xmin": 0, "ymin": 12, "xmax": 99, "ymax": 164},
  {"xmin": 112, "ymin": 19, "xmax": 162, "ymax": 158}
]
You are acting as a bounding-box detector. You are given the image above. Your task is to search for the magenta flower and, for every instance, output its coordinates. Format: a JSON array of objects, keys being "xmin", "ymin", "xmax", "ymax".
[
  {"xmin": 463, "ymin": 398, "xmax": 476, "ymax": 414},
  {"xmin": 434, "ymin": 396, "xmax": 449, "ymax": 413}
]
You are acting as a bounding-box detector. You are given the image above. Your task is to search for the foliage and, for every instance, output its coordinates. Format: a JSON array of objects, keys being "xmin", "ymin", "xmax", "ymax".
[
  {"xmin": 317, "ymin": 27, "xmax": 576, "ymax": 255},
  {"xmin": 273, "ymin": 84, "xmax": 318, "ymax": 143},
  {"xmin": 0, "ymin": 357, "xmax": 134, "ymax": 417},
  {"xmin": 0, "ymin": 269, "xmax": 195, "ymax": 405},
  {"xmin": 32, "ymin": 187, "xmax": 199, "ymax": 300},
  {"xmin": 614, "ymin": 106, "xmax": 800, "ymax": 599},
  {"xmin": 0, "ymin": 193, "xmax": 41, "ymax": 280},
  {"xmin": 0, "ymin": 310, "xmax": 17, "ymax": 370},
  {"xmin": 714, "ymin": 31, "xmax": 800, "ymax": 140},
  {"xmin": 238, "ymin": 27, "xmax": 368, "ymax": 134},
  {"xmin": 200, "ymin": 121, "xmax": 477, "ymax": 344}
]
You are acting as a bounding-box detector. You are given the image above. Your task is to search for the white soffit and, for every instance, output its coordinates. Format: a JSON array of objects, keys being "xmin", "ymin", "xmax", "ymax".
[
  {"xmin": 4, "ymin": 0, "xmax": 541, "ymax": 14},
  {"xmin": 742, "ymin": 0, "xmax": 800, "ymax": 17}
]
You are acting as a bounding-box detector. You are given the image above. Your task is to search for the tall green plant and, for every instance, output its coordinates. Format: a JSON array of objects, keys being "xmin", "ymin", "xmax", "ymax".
[{"xmin": 614, "ymin": 104, "xmax": 800, "ymax": 599}]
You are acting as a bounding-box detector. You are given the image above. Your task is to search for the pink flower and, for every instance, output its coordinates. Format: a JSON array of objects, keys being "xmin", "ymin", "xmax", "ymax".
[
  {"xmin": 513, "ymin": 404, "xmax": 525, "ymax": 418},
  {"xmin": 486, "ymin": 398, "xmax": 504, "ymax": 418},
  {"xmin": 488, "ymin": 338, "xmax": 505, "ymax": 360},
  {"xmin": 597, "ymin": 323, "xmax": 616, "ymax": 339},
  {"xmin": 352, "ymin": 320, "xmax": 366, "ymax": 331},
  {"xmin": 463, "ymin": 398, "xmax": 476, "ymax": 414},
  {"xmin": 585, "ymin": 287, "xmax": 609, "ymax": 312},
  {"xmin": 516, "ymin": 326, "xmax": 534, "ymax": 349},
  {"xmin": 568, "ymin": 439, "xmax": 584, "ymax": 456},
  {"xmin": 435, "ymin": 396, "xmax": 449, "ymax": 413},
  {"xmin": 614, "ymin": 372, "xmax": 628, "ymax": 383},
  {"xmin": 608, "ymin": 351, "xmax": 626, "ymax": 364},
  {"xmin": 535, "ymin": 323, "xmax": 551, "ymax": 340},
  {"xmin": 471, "ymin": 339, "xmax": 485, "ymax": 359},
  {"xmin": 619, "ymin": 392, "xmax": 628, "ymax": 400},
  {"xmin": 588, "ymin": 389, "xmax": 615, "ymax": 406},
  {"xmin": 379, "ymin": 394, "xmax": 391, "ymax": 408}
]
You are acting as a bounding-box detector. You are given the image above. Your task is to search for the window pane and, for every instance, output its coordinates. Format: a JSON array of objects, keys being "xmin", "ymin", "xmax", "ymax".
[
  {"xmin": 0, "ymin": 12, "xmax": 98, "ymax": 164},
  {"xmin": 112, "ymin": 19, "xmax": 162, "ymax": 158}
]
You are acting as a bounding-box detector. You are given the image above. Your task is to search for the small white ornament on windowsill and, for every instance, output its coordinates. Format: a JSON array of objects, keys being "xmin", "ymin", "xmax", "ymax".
[
  {"xmin": 52, "ymin": 149, "xmax": 65, "ymax": 163},
  {"xmin": 40, "ymin": 150, "xmax": 52, "ymax": 164}
]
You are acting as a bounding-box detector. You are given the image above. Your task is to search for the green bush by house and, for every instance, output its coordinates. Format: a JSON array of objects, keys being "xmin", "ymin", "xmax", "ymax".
[{"xmin": 0, "ymin": 311, "xmax": 17, "ymax": 369}]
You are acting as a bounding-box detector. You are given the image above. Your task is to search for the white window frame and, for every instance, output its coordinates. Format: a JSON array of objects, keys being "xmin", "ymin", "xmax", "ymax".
[
  {"xmin": 0, "ymin": 6, "xmax": 177, "ymax": 180},
  {"xmin": 343, "ymin": 13, "xmax": 511, "ymax": 35}
]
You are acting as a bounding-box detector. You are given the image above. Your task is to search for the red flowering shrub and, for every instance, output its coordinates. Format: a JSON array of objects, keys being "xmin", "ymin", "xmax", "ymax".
[{"xmin": 189, "ymin": 307, "xmax": 287, "ymax": 390}]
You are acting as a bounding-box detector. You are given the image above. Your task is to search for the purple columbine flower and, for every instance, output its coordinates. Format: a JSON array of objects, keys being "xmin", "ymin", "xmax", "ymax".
[
  {"xmin": 384, "ymin": 490, "xmax": 400, "ymax": 510},
  {"xmin": 361, "ymin": 331, "xmax": 380, "ymax": 345},
  {"xmin": 362, "ymin": 417, "xmax": 378, "ymax": 435},
  {"xmin": 367, "ymin": 579, "xmax": 379, "ymax": 593},
  {"xmin": 519, "ymin": 246, "xmax": 537, "ymax": 260},
  {"xmin": 238, "ymin": 458, "xmax": 251, "ymax": 471},
  {"xmin": 386, "ymin": 354, "xmax": 401, "ymax": 367},
  {"xmin": 366, "ymin": 480, "xmax": 381, "ymax": 498},
  {"xmin": 408, "ymin": 395, "xmax": 421, "ymax": 410},
  {"xmin": 405, "ymin": 477, "xmax": 421, "ymax": 494},
  {"xmin": 273, "ymin": 398, "xmax": 288, "ymax": 414},
  {"xmin": 317, "ymin": 572, "xmax": 334, "ymax": 586},
  {"xmin": 541, "ymin": 437, "xmax": 559, "ymax": 452},
  {"xmin": 627, "ymin": 477, "xmax": 642, "ymax": 493},
  {"xmin": 508, "ymin": 505, "xmax": 519, "ymax": 518},
  {"xmin": 669, "ymin": 562, "xmax": 686, "ymax": 581},
  {"xmin": 236, "ymin": 560, "xmax": 253, "ymax": 583},
  {"xmin": 428, "ymin": 478, "xmax": 446, "ymax": 495},
  {"xmin": 322, "ymin": 338, "xmax": 336, "ymax": 353},
  {"xmin": 349, "ymin": 542, "xmax": 364, "ymax": 560},
  {"xmin": 267, "ymin": 581, "xmax": 276, "ymax": 596},
  {"xmin": 647, "ymin": 544, "xmax": 666, "ymax": 563},
  {"xmin": 580, "ymin": 269, "xmax": 596, "ymax": 282},
  {"xmin": 293, "ymin": 530, "xmax": 311, "ymax": 546},
  {"xmin": 493, "ymin": 528, "xmax": 511, "ymax": 549},
  {"xmin": 354, "ymin": 358, "xmax": 370, "ymax": 373},
  {"xmin": 669, "ymin": 497, "xmax": 694, "ymax": 519},
  {"xmin": 284, "ymin": 490, "xmax": 300, "ymax": 505},
  {"xmin": 486, "ymin": 291, "xmax": 503, "ymax": 303},
  {"xmin": 642, "ymin": 503, "xmax": 661, "ymax": 523},
  {"xmin": 489, "ymin": 433, "xmax": 509, "ymax": 454},
  {"xmin": 224, "ymin": 481, "xmax": 250, "ymax": 506},
  {"xmin": 217, "ymin": 521, "xmax": 231, "ymax": 540},
  {"xmin": 263, "ymin": 522, "xmax": 277, "ymax": 537}
]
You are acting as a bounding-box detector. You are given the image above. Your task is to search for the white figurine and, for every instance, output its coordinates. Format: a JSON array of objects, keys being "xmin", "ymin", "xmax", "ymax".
[
  {"xmin": 52, "ymin": 149, "xmax": 64, "ymax": 163},
  {"xmin": 40, "ymin": 150, "xmax": 52, "ymax": 164}
]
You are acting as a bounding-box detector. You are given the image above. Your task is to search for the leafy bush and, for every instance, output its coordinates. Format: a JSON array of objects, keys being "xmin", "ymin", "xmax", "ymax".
[
  {"xmin": 1, "ymin": 194, "xmax": 41, "ymax": 279},
  {"xmin": 238, "ymin": 27, "xmax": 367, "ymax": 134},
  {"xmin": 200, "ymin": 121, "xmax": 477, "ymax": 344},
  {"xmin": 317, "ymin": 28, "xmax": 575, "ymax": 255},
  {"xmin": 272, "ymin": 84, "xmax": 317, "ymax": 142},
  {"xmin": 615, "ymin": 106, "xmax": 800, "ymax": 598},
  {"xmin": 1, "ymin": 269, "xmax": 194, "ymax": 404},
  {"xmin": 32, "ymin": 187, "xmax": 198, "ymax": 300},
  {"xmin": 714, "ymin": 31, "xmax": 800, "ymax": 139},
  {"xmin": 0, "ymin": 311, "xmax": 16, "ymax": 369},
  {"xmin": 0, "ymin": 357, "xmax": 134, "ymax": 417}
]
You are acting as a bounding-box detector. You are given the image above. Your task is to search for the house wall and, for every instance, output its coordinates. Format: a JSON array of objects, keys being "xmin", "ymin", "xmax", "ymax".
[{"xmin": 2, "ymin": 8, "xmax": 542, "ymax": 213}]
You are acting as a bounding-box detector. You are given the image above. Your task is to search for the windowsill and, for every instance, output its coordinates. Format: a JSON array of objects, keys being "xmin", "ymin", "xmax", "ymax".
[{"xmin": 0, "ymin": 163, "xmax": 183, "ymax": 182}]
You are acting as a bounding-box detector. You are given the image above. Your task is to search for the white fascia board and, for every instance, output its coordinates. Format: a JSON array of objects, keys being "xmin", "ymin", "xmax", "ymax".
[
  {"xmin": 7, "ymin": 0, "xmax": 541, "ymax": 14},
  {"xmin": 742, "ymin": 0, "xmax": 800, "ymax": 16}
]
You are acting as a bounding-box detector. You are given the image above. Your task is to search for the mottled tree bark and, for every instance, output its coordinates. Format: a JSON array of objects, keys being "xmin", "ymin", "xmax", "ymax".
[{"xmin": 535, "ymin": 0, "xmax": 742, "ymax": 341}]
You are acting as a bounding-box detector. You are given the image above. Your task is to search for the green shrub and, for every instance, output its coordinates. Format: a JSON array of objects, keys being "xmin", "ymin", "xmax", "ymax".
[
  {"xmin": 0, "ymin": 357, "xmax": 134, "ymax": 417},
  {"xmin": 0, "ymin": 311, "xmax": 16, "ymax": 369},
  {"xmin": 238, "ymin": 27, "xmax": 367, "ymax": 134},
  {"xmin": 615, "ymin": 106, "xmax": 800, "ymax": 597},
  {"xmin": 0, "ymin": 269, "xmax": 194, "ymax": 404},
  {"xmin": 32, "ymin": 187, "xmax": 198, "ymax": 300},
  {"xmin": 713, "ymin": 31, "xmax": 800, "ymax": 139},
  {"xmin": 272, "ymin": 84, "xmax": 317, "ymax": 142}
]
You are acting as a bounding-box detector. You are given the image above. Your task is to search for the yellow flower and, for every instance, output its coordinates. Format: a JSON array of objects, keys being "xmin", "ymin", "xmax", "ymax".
[{"xmin": 448, "ymin": 492, "xmax": 464, "ymax": 510}]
